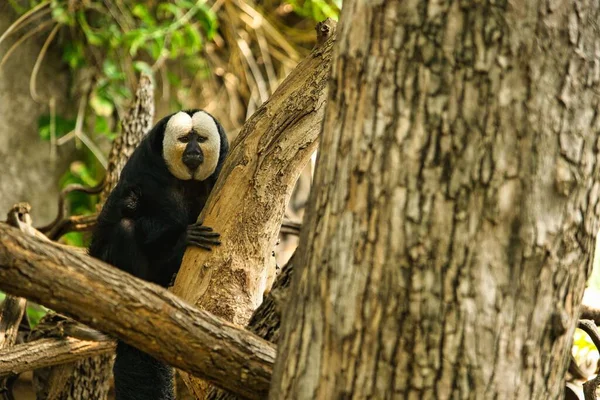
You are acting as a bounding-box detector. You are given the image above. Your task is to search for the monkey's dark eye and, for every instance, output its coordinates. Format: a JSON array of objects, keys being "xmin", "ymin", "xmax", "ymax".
[
  {"xmin": 178, "ymin": 136, "xmax": 190, "ymax": 143},
  {"xmin": 198, "ymin": 136, "xmax": 207, "ymax": 143}
]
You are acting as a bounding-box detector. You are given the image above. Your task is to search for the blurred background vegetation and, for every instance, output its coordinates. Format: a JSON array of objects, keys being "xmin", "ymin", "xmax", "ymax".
[{"xmin": 1, "ymin": 0, "xmax": 340, "ymax": 247}]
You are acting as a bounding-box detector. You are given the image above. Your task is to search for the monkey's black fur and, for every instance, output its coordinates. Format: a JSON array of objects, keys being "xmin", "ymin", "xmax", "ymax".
[{"xmin": 89, "ymin": 110, "xmax": 228, "ymax": 400}]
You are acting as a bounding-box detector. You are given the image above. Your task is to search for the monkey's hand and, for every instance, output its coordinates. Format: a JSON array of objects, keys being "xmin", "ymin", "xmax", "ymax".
[{"xmin": 186, "ymin": 221, "xmax": 221, "ymax": 251}]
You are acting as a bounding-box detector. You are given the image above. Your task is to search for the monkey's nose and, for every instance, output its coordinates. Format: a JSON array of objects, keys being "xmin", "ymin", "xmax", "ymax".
[{"xmin": 182, "ymin": 154, "xmax": 202, "ymax": 171}]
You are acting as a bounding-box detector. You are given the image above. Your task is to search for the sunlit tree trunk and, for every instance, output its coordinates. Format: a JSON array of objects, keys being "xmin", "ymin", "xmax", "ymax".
[{"xmin": 270, "ymin": 1, "xmax": 600, "ymax": 398}]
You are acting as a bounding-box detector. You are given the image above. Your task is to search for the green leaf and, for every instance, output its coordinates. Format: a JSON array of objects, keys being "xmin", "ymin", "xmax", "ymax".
[
  {"xmin": 175, "ymin": 0, "xmax": 197, "ymax": 8},
  {"xmin": 69, "ymin": 161, "xmax": 97, "ymax": 186},
  {"xmin": 90, "ymin": 92, "xmax": 114, "ymax": 117},
  {"xmin": 102, "ymin": 59, "xmax": 124, "ymax": 81},
  {"xmin": 132, "ymin": 4, "xmax": 156, "ymax": 27},
  {"xmin": 170, "ymin": 30, "xmax": 185, "ymax": 58},
  {"xmin": 107, "ymin": 23, "xmax": 124, "ymax": 48},
  {"xmin": 26, "ymin": 303, "xmax": 48, "ymax": 328},
  {"xmin": 167, "ymin": 71, "xmax": 181, "ymax": 86},
  {"xmin": 38, "ymin": 115, "xmax": 76, "ymax": 141},
  {"xmin": 51, "ymin": 6, "xmax": 74, "ymax": 26},
  {"xmin": 148, "ymin": 37, "xmax": 164, "ymax": 60},
  {"xmin": 157, "ymin": 3, "xmax": 184, "ymax": 18},
  {"xmin": 133, "ymin": 61, "xmax": 153, "ymax": 77},
  {"xmin": 77, "ymin": 12, "xmax": 104, "ymax": 46},
  {"xmin": 286, "ymin": 0, "xmax": 340, "ymax": 21},
  {"xmin": 61, "ymin": 232, "xmax": 86, "ymax": 247},
  {"xmin": 195, "ymin": 5, "xmax": 217, "ymax": 39},
  {"xmin": 62, "ymin": 42, "xmax": 85, "ymax": 69},
  {"xmin": 128, "ymin": 31, "xmax": 148, "ymax": 56},
  {"xmin": 94, "ymin": 116, "xmax": 110, "ymax": 135},
  {"xmin": 183, "ymin": 25, "xmax": 203, "ymax": 55}
]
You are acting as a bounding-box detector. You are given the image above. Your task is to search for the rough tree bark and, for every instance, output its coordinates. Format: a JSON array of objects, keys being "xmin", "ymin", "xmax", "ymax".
[
  {"xmin": 1, "ymin": 204, "xmax": 36, "ymax": 399},
  {"xmin": 172, "ymin": 20, "xmax": 336, "ymax": 397},
  {"xmin": 0, "ymin": 338, "xmax": 114, "ymax": 378},
  {"xmin": 99, "ymin": 73, "xmax": 155, "ymax": 204},
  {"xmin": 207, "ymin": 253, "xmax": 295, "ymax": 400},
  {"xmin": 0, "ymin": 223, "xmax": 275, "ymax": 399},
  {"xmin": 270, "ymin": 1, "xmax": 600, "ymax": 399}
]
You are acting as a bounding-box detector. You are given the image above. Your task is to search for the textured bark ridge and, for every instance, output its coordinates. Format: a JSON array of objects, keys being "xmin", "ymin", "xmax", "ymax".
[
  {"xmin": 172, "ymin": 21, "xmax": 335, "ymax": 398},
  {"xmin": 1, "ymin": 204, "xmax": 35, "ymax": 398},
  {"xmin": 99, "ymin": 73, "xmax": 155, "ymax": 204},
  {"xmin": 207, "ymin": 254, "xmax": 295, "ymax": 400},
  {"xmin": 0, "ymin": 338, "xmax": 114, "ymax": 378},
  {"xmin": 270, "ymin": 1, "xmax": 600, "ymax": 399},
  {"xmin": 0, "ymin": 223, "xmax": 275, "ymax": 399}
]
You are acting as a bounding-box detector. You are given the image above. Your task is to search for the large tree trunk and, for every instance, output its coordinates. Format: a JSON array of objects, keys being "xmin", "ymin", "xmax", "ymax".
[{"xmin": 270, "ymin": 1, "xmax": 600, "ymax": 399}]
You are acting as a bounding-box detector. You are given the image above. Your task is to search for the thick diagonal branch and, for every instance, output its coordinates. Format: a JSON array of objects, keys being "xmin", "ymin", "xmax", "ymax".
[
  {"xmin": 0, "ymin": 223, "xmax": 275, "ymax": 400},
  {"xmin": 172, "ymin": 18, "xmax": 335, "ymax": 398}
]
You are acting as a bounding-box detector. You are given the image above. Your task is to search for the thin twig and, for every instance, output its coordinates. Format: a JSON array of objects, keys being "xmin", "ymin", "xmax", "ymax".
[
  {"xmin": 237, "ymin": 37, "xmax": 269, "ymax": 103},
  {"xmin": 29, "ymin": 23, "xmax": 61, "ymax": 103},
  {"xmin": 256, "ymin": 27, "xmax": 278, "ymax": 94},
  {"xmin": 235, "ymin": 0, "xmax": 299, "ymax": 61},
  {"xmin": 0, "ymin": 0, "xmax": 50, "ymax": 47},
  {"xmin": 76, "ymin": 131, "xmax": 108, "ymax": 169},
  {"xmin": 49, "ymin": 97, "xmax": 56, "ymax": 160},
  {"xmin": 0, "ymin": 20, "xmax": 54, "ymax": 69},
  {"xmin": 578, "ymin": 320, "xmax": 600, "ymax": 400},
  {"xmin": 37, "ymin": 183, "xmax": 105, "ymax": 238},
  {"xmin": 56, "ymin": 96, "xmax": 108, "ymax": 167}
]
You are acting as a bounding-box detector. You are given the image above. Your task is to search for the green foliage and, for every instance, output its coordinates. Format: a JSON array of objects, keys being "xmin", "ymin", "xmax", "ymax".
[
  {"xmin": 37, "ymin": 115, "xmax": 76, "ymax": 141},
  {"xmin": 26, "ymin": 303, "xmax": 48, "ymax": 328},
  {"xmin": 57, "ymin": 158, "xmax": 100, "ymax": 246},
  {"xmin": 287, "ymin": 0, "xmax": 341, "ymax": 21},
  {"xmin": 13, "ymin": 0, "xmax": 217, "ymax": 138}
]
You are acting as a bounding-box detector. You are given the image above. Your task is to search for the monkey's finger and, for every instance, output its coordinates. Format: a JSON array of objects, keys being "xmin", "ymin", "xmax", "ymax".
[
  {"xmin": 187, "ymin": 241, "xmax": 213, "ymax": 251},
  {"xmin": 188, "ymin": 232, "xmax": 220, "ymax": 239},
  {"xmin": 190, "ymin": 238, "xmax": 221, "ymax": 246},
  {"xmin": 188, "ymin": 225, "xmax": 214, "ymax": 233},
  {"xmin": 190, "ymin": 221, "xmax": 213, "ymax": 229}
]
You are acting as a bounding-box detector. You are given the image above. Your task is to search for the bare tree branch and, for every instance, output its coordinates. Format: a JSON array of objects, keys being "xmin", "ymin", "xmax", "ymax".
[
  {"xmin": 0, "ymin": 296, "xmax": 25, "ymax": 350},
  {"xmin": 0, "ymin": 223, "xmax": 275, "ymax": 400},
  {"xmin": 37, "ymin": 182, "xmax": 104, "ymax": 239},
  {"xmin": 578, "ymin": 320, "xmax": 600, "ymax": 400},
  {"xmin": 1, "ymin": 204, "xmax": 34, "ymax": 399},
  {"xmin": 580, "ymin": 305, "xmax": 600, "ymax": 326},
  {"xmin": 0, "ymin": 338, "xmax": 114, "ymax": 378}
]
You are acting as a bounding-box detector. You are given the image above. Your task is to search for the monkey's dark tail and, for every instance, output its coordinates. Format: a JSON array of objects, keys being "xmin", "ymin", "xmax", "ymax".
[{"xmin": 114, "ymin": 341, "xmax": 175, "ymax": 400}]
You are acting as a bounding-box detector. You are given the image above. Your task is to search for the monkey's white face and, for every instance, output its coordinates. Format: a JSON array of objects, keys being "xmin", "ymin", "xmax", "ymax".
[{"xmin": 163, "ymin": 111, "xmax": 221, "ymax": 181}]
